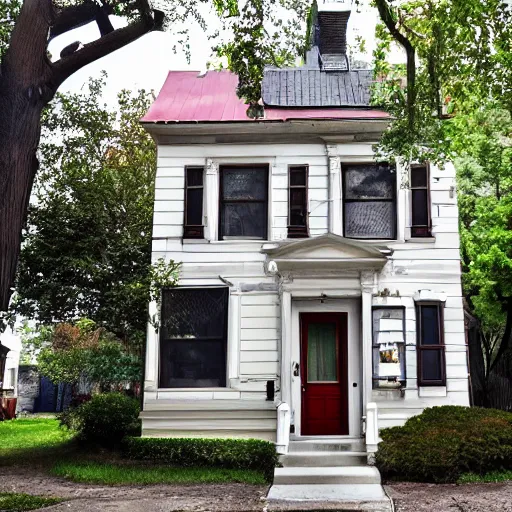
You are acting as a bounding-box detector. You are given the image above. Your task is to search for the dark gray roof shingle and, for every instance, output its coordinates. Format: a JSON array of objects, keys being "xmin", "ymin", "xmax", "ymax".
[{"xmin": 262, "ymin": 69, "xmax": 373, "ymax": 108}]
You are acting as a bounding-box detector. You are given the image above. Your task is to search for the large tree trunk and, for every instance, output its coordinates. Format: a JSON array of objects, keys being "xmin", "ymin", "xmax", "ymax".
[
  {"xmin": 0, "ymin": 0, "xmax": 159, "ymax": 312},
  {"xmin": 0, "ymin": 0, "xmax": 55, "ymax": 312}
]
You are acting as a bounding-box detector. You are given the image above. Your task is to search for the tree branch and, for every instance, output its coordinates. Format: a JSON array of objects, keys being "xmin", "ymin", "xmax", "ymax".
[
  {"xmin": 52, "ymin": 16, "xmax": 155, "ymax": 89},
  {"xmin": 374, "ymin": 0, "xmax": 416, "ymax": 130}
]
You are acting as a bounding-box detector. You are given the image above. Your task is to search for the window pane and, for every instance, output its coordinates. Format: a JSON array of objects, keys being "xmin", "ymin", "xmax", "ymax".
[
  {"xmin": 186, "ymin": 188, "xmax": 203, "ymax": 225},
  {"xmin": 420, "ymin": 306, "xmax": 440, "ymax": 345},
  {"xmin": 290, "ymin": 167, "xmax": 307, "ymax": 186},
  {"xmin": 160, "ymin": 339, "xmax": 225, "ymax": 388},
  {"xmin": 307, "ymin": 323, "xmax": 337, "ymax": 382},
  {"xmin": 221, "ymin": 202, "xmax": 267, "ymax": 238},
  {"xmin": 187, "ymin": 168, "xmax": 203, "ymax": 187},
  {"xmin": 345, "ymin": 164, "xmax": 395, "ymax": 200},
  {"xmin": 345, "ymin": 201, "xmax": 395, "ymax": 238},
  {"xmin": 290, "ymin": 188, "xmax": 307, "ymax": 226},
  {"xmin": 222, "ymin": 168, "xmax": 267, "ymax": 200},
  {"xmin": 411, "ymin": 166, "xmax": 427, "ymax": 188},
  {"xmin": 160, "ymin": 288, "xmax": 228, "ymax": 340},
  {"xmin": 412, "ymin": 189, "xmax": 428, "ymax": 226},
  {"xmin": 420, "ymin": 350, "xmax": 443, "ymax": 382}
]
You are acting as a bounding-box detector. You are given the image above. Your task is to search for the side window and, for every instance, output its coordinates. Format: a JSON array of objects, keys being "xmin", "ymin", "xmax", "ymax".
[
  {"xmin": 410, "ymin": 164, "xmax": 431, "ymax": 237},
  {"xmin": 159, "ymin": 287, "xmax": 229, "ymax": 388},
  {"xmin": 219, "ymin": 165, "xmax": 269, "ymax": 240},
  {"xmin": 416, "ymin": 302, "xmax": 446, "ymax": 386},
  {"xmin": 288, "ymin": 165, "xmax": 308, "ymax": 238},
  {"xmin": 343, "ymin": 163, "xmax": 397, "ymax": 239},
  {"xmin": 372, "ymin": 307, "xmax": 406, "ymax": 388},
  {"xmin": 183, "ymin": 167, "xmax": 204, "ymax": 239}
]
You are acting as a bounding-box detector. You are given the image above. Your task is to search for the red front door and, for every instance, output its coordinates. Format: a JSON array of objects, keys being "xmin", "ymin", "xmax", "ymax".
[{"xmin": 300, "ymin": 313, "xmax": 349, "ymax": 436}]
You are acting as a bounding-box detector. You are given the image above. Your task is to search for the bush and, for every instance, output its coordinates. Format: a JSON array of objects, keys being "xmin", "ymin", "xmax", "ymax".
[
  {"xmin": 375, "ymin": 406, "xmax": 512, "ymax": 483},
  {"xmin": 60, "ymin": 393, "xmax": 140, "ymax": 444},
  {"xmin": 123, "ymin": 437, "xmax": 279, "ymax": 482}
]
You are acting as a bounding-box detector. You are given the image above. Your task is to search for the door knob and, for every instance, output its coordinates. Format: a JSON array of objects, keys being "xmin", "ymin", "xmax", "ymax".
[{"xmin": 302, "ymin": 386, "xmax": 306, "ymax": 392}]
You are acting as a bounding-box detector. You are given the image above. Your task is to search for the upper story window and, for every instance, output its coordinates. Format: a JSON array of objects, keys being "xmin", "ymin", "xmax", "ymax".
[
  {"xmin": 159, "ymin": 287, "xmax": 229, "ymax": 388},
  {"xmin": 288, "ymin": 165, "xmax": 309, "ymax": 238},
  {"xmin": 416, "ymin": 301, "xmax": 446, "ymax": 386},
  {"xmin": 183, "ymin": 167, "xmax": 204, "ymax": 239},
  {"xmin": 343, "ymin": 163, "xmax": 396, "ymax": 239},
  {"xmin": 219, "ymin": 165, "xmax": 269, "ymax": 240},
  {"xmin": 410, "ymin": 164, "xmax": 431, "ymax": 237}
]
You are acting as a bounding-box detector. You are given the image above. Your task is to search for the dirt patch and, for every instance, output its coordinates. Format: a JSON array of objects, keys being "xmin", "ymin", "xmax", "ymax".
[
  {"xmin": 386, "ymin": 481, "xmax": 512, "ymax": 512},
  {"xmin": 0, "ymin": 467, "xmax": 269, "ymax": 511}
]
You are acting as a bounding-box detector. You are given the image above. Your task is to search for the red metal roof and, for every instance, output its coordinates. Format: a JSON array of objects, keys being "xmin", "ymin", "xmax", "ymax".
[{"xmin": 142, "ymin": 70, "xmax": 389, "ymax": 123}]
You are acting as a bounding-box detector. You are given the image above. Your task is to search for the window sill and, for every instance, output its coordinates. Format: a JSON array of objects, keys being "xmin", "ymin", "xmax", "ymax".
[
  {"xmin": 406, "ymin": 237, "xmax": 436, "ymax": 244},
  {"xmin": 419, "ymin": 386, "xmax": 447, "ymax": 397},
  {"xmin": 183, "ymin": 238, "xmax": 209, "ymax": 244}
]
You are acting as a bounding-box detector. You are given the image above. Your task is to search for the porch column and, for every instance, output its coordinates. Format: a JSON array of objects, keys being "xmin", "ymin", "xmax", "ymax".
[
  {"xmin": 280, "ymin": 290, "xmax": 292, "ymax": 405},
  {"xmin": 144, "ymin": 300, "xmax": 159, "ymax": 394},
  {"xmin": 360, "ymin": 271, "xmax": 377, "ymax": 408},
  {"xmin": 326, "ymin": 144, "xmax": 342, "ymax": 236},
  {"xmin": 205, "ymin": 158, "xmax": 219, "ymax": 241}
]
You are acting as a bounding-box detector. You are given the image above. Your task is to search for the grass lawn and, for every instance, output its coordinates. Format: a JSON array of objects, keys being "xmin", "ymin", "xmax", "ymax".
[
  {"xmin": 458, "ymin": 470, "xmax": 512, "ymax": 484},
  {"xmin": 0, "ymin": 418, "xmax": 74, "ymax": 463},
  {"xmin": 0, "ymin": 492, "xmax": 63, "ymax": 511},
  {"xmin": 52, "ymin": 461, "xmax": 267, "ymax": 485}
]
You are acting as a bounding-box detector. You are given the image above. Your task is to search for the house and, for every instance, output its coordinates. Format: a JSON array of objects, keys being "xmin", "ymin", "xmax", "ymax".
[
  {"xmin": 140, "ymin": 0, "xmax": 468, "ymax": 469},
  {"xmin": 1, "ymin": 330, "xmax": 21, "ymax": 419}
]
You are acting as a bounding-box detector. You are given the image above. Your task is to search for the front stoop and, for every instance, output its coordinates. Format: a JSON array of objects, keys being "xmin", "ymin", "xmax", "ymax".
[{"xmin": 267, "ymin": 439, "xmax": 392, "ymax": 512}]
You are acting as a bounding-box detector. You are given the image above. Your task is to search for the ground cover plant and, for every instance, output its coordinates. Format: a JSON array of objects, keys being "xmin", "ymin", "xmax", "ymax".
[
  {"xmin": 52, "ymin": 461, "xmax": 267, "ymax": 485},
  {"xmin": 375, "ymin": 406, "xmax": 512, "ymax": 483},
  {"xmin": 458, "ymin": 470, "xmax": 512, "ymax": 484},
  {"xmin": 0, "ymin": 492, "xmax": 63, "ymax": 511}
]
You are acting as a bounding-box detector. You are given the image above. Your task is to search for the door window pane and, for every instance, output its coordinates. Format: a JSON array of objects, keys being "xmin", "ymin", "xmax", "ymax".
[
  {"xmin": 344, "ymin": 202, "xmax": 396, "ymax": 239},
  {"xmin": 412, "ymin": 189, "xmax": 428, "ymax": 226},
  {"xmin": 159, "ymin": 288, "xmax": 228, "ymax": 388},
  {"xmin": 307, "ymin": 322, "xmax": 337, "ymax": 382}
]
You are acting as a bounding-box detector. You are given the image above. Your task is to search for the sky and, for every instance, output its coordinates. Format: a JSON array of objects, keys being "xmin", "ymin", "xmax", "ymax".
[{"xmin": 47, "ymin": 3, "xmax": 384, "ymax": 106}]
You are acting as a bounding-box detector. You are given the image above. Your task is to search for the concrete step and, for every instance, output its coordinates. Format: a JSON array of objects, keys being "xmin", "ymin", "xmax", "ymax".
[
  {"xmin": 288, "ymin": 439, "xmax": 365, "ymax": 453},
  {"xmin": 273, "ymin": 466, "xmax": 381, "ymax": 486},
  {"xmin": 281, "ymin": 451, "xmax": 368, "ymax": 467},
  {"xmin": 267, "ymin": 483, "xmax": 391, "ymax": 509}
]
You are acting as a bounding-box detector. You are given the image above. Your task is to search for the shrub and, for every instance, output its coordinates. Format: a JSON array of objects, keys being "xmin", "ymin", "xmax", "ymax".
[
  {"xmin": 60, "ymin": 393, "xmax": 140, "ymax": 444},
  {"xmin": 375, "ymin": 406, "xmax": 512, "ymax": 483},
  {"xmin": 123, "ymin": 437, "xmax": 279, "ymax": 482}
]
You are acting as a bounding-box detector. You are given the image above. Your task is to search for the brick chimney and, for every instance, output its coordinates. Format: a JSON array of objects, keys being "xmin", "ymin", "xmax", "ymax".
[{"xmin": 305, "ymin": 1, "xmax": 352, "ymax": 71}]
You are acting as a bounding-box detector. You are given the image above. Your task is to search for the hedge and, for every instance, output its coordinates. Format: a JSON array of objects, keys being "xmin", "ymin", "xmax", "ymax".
[
  {"xmin": 123, "ymin": 437, "xmax": 279, "ymax": 482},
  {"xmin": 375, "ymin": 406, "xmax": 512, "ymax": 483}
]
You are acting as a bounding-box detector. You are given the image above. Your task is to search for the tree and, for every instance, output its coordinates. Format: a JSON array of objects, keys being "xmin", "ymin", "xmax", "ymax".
[{"xmin": 14, "ymin": 75, "xmax": 180, "ymax": 346}]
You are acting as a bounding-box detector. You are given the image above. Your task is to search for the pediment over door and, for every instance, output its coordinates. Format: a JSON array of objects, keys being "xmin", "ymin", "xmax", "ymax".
[{"xmin": 262, "ymin": 234, "xmax": 392, "ymax": 272}]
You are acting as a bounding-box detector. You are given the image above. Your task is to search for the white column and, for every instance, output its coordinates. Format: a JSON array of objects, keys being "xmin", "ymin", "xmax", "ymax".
[
  {"xmin": 205, "ymin": 158, "xmax": 219, "ymax": 241},
  {"xmin": 144, "ymin": 300, "xmax": 159, "ymax": 396},
  {"xmin": 276, "ymin": 402, "xmax": 291, "ymax": 454},
  {"xmin": 228, "ymin": 292, "xmax": 241, "ymax": 382},
  {"xmin": 360, "ymin": 271, "xmax": 376, "ymax": 409},
  {"xmin": 326, "ymin": 144, "xmax": 342, "ymax": 236},
  {"xmin": 280, "ymin": 290, "xmax": 292, "ymax": 405}
]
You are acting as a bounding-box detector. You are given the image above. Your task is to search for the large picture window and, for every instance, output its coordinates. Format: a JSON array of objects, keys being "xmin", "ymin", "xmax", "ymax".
[
  {"xmin": 372, "ymin": 307, "xmax": 406, "ymax": 388},
  {"xmin": 343, "ymin": 163, "xmax": 397, "ymax": 239},
  {"xmin": 219, "ymin": 165, "xmax": 269, "ymax": 240},
  {"xmin": 416, "ymin": 301, "xmax": 446, "ymax": 386},
  {"xmin": 159, "ymin": 287, "xmax": 229, "ymax": 388}
]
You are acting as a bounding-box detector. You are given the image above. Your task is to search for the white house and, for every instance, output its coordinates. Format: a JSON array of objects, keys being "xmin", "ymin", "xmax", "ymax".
[
  {"xmin": 140, "ymin": 2, "xmax": 469, "ymax": 463},
  {"xmin": 0, "ymin": 329, "xmax": 21, "ymax": 397}
]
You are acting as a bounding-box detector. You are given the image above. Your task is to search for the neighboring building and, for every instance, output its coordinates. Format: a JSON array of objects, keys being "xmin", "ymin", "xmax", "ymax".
[{"xmin": 140, "ymin": 1, "xmax": 469, "ymax": 458}]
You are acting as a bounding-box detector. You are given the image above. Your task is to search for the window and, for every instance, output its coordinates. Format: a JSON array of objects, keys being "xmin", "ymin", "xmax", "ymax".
[
  {"xmin": 343, "ymin": 163, "xmax": 396, "ymax": 239},
  {"xmin": 219, "ymin": 165, "xmax": 269, "ymax": 240},
  {"xmin": 183, "ymin": 167, "xmax": 204, "ymax": 239},
  {"xmin": 159, "ymin": 287, "xmax": 229, "ymax": 388},
  {"xmin": 416, "ymin": 302, "xmax": 446, "ymax": 386},
  {"xmin": 288, "ymin": 165, "xmax": 308, "ymax": 238},
  {"xmin": 372, "ymin": 307, "xmax": 406, "ymax": 388},
  {"xmin": 410, "ymin": 164, "xmax": 431, "ymax": 237}
]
